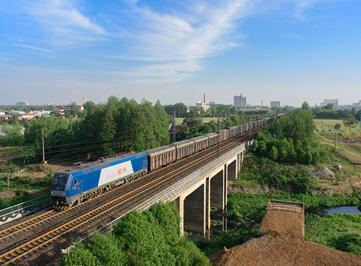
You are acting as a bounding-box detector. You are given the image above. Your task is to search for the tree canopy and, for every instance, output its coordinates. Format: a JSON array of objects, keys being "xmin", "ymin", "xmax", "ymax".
[
  {"xmin": 62, "ymin": 203, "xmax": 210, "ymax": 266},
  {"xmin": 17, "ymin": 97, "xmax": 170, "ymax": 163},
  {"xmin": 252, "ymin": 109, "xmax": 326, "ymax": 164}
]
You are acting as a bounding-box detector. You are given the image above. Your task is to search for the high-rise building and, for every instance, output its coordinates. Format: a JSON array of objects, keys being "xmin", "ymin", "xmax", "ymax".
[
  {"xmin": 321, "ymin": 99, "xmax": 338, "ymax": 107},
  {"xmin": 270, "ymin": 101, "xmax": 281, "ymax": 108},
  {"xmin": 234, "ymin": 93, "xmax": 247, "ymax": 108},
  {"xmin": 15, "ymin": 101, "xmax": 29, "ymax": 106}
]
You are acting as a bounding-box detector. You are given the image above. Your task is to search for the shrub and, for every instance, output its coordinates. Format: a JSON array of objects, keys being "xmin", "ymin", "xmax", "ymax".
[{"xmin": 63, "ymin": 203, "xmax": 210, "ymax": 266}]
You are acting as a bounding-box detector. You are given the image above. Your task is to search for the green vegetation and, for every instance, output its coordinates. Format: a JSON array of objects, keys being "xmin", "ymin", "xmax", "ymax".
[
  {"xmin": 313, "ymin": 107, "xmax": 361, "ymax": 121},
  {"xmin": 238, "ymin": 155, "xmax": 316, "ymax": 193},
  {"xmin": 63, "ymin": 203, "xmax": 210, "ymax": 266},
  {"xmin": 0, "ymin": 121, "xmax": 24, "ymax": 146},
  {"xmin": 252, "ymin": 108, "xmax": 327, "ymax": 164},
  {"xmin": 315, "ymin": 119, "xmax": 361, "ymax": 138},
  {"xmin": 0, "ymin": 163, "xmax": 52, "ymax": 209},
  {"xmin": 306, "ymin": 214, "xmax": 361, "ymax": 256},
  {"xmin": 199, "ymin": 109, "xmax": 361, "ymax": 257},
  {"xmin": 0, "ymin": 97, "xmax": 171, "ymax": 164},
  {"xmin": 165, "ymin": 103, "xmax": 188, "ymax": 117},
  {"xmin": 25, "ymin": 97, "xmax": 170, "ymax": 162}
]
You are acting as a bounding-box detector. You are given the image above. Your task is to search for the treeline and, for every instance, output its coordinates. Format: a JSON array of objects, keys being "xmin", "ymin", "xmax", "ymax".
[
  {"xmin": 1, "ymin": 97, "xmax": 170, "ymax": 163},
  {"xmin": 313, "ymin": 107, "xmax": 361, "ymax": 120},
  {"xmin": 252, "ymin": 106, "xmax": 326, "ymax": 164},
  {"xmin": 62, "ymin": 203, "xmax": 210, "ymax": 266}
]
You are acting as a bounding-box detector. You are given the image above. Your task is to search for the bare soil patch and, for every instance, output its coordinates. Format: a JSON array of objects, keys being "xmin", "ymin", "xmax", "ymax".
[
  {"xmin": 0, "ymin": 191, "xmax": 16, "ymax": 200},
  {"xmin": 213, "ymin": 200, "xmax": 361, "ymax": 266},
  {"xmin": 213, "ymin": 235, "xmax": 361, "ymax": 266},
  {"xmin": 339, "ymin": 150, "xmax": 361, "ymax": 165}
]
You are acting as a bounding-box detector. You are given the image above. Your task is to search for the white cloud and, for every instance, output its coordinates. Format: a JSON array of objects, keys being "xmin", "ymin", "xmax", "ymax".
[
  {"xmin": 13, "ymin": 43, "xmax": 54, "ymax": 54},
  {"xmin": 116, "ymin": 0, "xmax": 252, "ymax": 82},
  {"xmin": 24, "ymin": 0, "xmax": 106, "ymax": 47},
  {"xmin": 295, "ymin": 0, "xmax": 318, "ymax": 21}
]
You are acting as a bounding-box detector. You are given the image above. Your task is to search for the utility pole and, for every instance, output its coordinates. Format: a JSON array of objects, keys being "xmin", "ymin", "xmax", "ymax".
[
  {"xmin": 217, "ymin": 115, "xmax": 220, "ymax": 157},
  {"xmin": 172, "ymin": 111, "xmax": 176, "ymax": 143},
  {"xmin": 41, "ymin": 128, "xmax": 46, "ymax": 164},
  {"xmin": 7, "ymin": 170, "xmax": 10, "ymax": 191}
]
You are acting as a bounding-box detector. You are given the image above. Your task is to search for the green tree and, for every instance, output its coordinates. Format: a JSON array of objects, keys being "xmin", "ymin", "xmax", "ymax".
[
  {"xmin": 301, "ymin": 101, "xmax": 310, "ymax": 110},
  {"xmin": 164, "ymin": 103, "xmax": 187, "ymax": 117},
  {"xmin": 270, "ymin": 146, "xmax": 278, "ymax": 161},
  {"xmin": 113, "ymin": 211, "xmax": 172, "ymax": 265},
  {"xmin": 62, "ymin": 243, "xmax": 99, "ymax": 266},
  {"xmin": 86, "ymin": 233, "xmax": 126, "ymax": 266},
  {"xmin": 344, "ymin": 113, "xmax": 357, "ymax": 133},
  {"xmin": 99, "ymin": 107, "xmax": 116, "ymax": 155},
  {"xmin": 0, "ymin": 121, "xmax": 24, "ymax": 146}
]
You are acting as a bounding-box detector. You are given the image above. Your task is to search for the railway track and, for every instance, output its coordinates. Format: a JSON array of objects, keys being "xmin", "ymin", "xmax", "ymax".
[{"xmin": 0, "ymin": 132, "xmax": 254, "ymax": 265}]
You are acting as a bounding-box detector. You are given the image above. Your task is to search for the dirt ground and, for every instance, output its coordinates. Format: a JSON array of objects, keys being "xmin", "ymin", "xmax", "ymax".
[
  {"xmin": 213, "ymin": 201, "xmax": 361, "ymax": 266},
  {"xmin": 339, "ymin": 150, "xmax": 361, "ymax": 165},
  {"xmin": 212, "ymin": 234, "xmax": 361, "ymax": 266},
  {"xmin": 259, "ymin": 201, "xmax": 304, "ymax": 238},
  {"xmin": 0, "ymin": 190, "xmax": 16, "ymax": 200}
]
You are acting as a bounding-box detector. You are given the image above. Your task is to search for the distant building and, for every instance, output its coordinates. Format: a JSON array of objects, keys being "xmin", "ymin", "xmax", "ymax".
[
  {"xmin": 0, "ymin": 114, "xmax": 13, "ymax": 122},
  {"xmin": 9, "ymin": 110, "xmax": 25, "ymax": 115},
  {"xmin": 270, "ymin": 101, "xmax": 281, "ymax": 108},
  {"xmin": 51, "ymin": 105, "xmax": 84, "ymax": 114},
  {"xmin": 18, "ymin": 114, "xmax": 35, "ymax": 121},
  {"xmin": 321, "ymin": 99, "xmax": 338, "ymax": 107},
  {"xmin": 15, "ymin": 101, "xmax": 29, "ymax": 106},
  {"xmin": 17, "ymin": 110, "xmax": 52, "ymax": 121},
  {"xmin": 234, "ymin": 93, "xmax": 247, "ymax": 108},
  {"xmin": 196, "ymin": 93, "xmax": 210, "ymax": 112}
]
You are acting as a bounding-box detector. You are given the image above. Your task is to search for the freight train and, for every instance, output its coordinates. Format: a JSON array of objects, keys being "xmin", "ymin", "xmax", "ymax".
[{"xmin": 50, "ymin": 117, "xmax": 275, "ymax": 210}]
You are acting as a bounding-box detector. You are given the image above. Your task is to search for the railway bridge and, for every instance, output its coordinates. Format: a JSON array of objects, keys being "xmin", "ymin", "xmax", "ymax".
[
  {"xmin": 137, "ymin": 140, "xmax": 250, "ymax": 236},
  {"xmin": 0, "ymin": 133, "xmax": 255, "ymax": 265}
]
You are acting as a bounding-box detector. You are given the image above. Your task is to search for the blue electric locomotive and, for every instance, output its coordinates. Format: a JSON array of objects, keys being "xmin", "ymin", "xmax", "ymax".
[{"xmin": 51, "ymin": 152, "xmax": 148, "ymax": 210}]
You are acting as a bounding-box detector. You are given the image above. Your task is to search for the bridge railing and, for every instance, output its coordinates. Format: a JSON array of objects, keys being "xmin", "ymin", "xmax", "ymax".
[{"xmin": 0, "ymin": 194, "xmax": 51, "ymax": 225}]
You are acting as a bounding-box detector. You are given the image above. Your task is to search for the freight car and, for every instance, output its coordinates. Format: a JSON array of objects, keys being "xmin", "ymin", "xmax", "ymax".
[
  {"xmin": 218, "ymin": 128, "xmax": 230, "ymax": 142},
  {"xmin": 172, "ymin": 139, "xmax": 195, "ymax": 160},
  {"xmin": 147, "ymin": 145, "xmax": 176, "ymax": 171},
  {"xmin": 51, "ymin": 152, "xmax": 148, "ymax": 209},
  {"xmin": 206, "ymin": 133, "xmax": 218, "ymax": 147},
  {"xmin": 229, "ymin": 125, "xmax": 241, "ymax": 138},
  {"xmin": 192, "ymin": 135, "xmax": 209, "ymax": 152}
]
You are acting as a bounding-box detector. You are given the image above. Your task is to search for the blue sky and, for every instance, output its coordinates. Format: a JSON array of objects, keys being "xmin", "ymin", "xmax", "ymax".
[{"xmin": 0, "ymin": 0, "xmax": 360, "ymax": 106}]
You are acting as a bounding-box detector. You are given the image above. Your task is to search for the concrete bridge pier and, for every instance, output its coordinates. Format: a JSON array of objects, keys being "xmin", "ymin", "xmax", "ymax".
[
  {"xmin": 227, "ymin": 160, "xmax": 237, "ymax": 181},
  {"xmin": 175, "ymin": 145, "xmax": 248, "ymax": 237},
  {"xmin": 176, "ymin": 177, "xmax": 211, "ymax": 236}
]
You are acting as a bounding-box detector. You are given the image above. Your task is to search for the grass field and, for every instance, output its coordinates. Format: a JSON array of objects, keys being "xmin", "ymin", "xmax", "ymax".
[
  {"xmin": 315, "ymin": 119, "xmax": 361, "ymax": 137},
  {"xmin": 315, "ymin": 119, "xmax": 361, "ymax": 167},
  {"xmin": 305, "ymin": 214, "xmax": 361, "ymax": 256}
]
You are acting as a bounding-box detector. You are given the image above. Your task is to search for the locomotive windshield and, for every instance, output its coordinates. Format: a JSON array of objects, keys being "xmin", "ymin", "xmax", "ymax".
[{"xmin": 51, "ymin": 173, "xmax": 69, "ymax": 191}]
